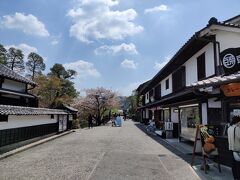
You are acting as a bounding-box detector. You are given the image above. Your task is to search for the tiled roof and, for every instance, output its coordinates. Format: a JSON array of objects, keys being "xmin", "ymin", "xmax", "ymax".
[
  {"xmin": 188, "ymin": 72, "xmax": 240, "ymax": 88},
  {"xmin": 0, "ymin": 64, "xmax": 36, "ymax": 86},
  {"xmin": 63, "ymin": 105, "xmax": 78, "ymax": 112},
  {"xmin": 215, "ymin": 21, "xmax": 240, "ymax": 29},
  {"xmin": 0, "ymin": 105, "xmax": 68, "ymax": 115}
]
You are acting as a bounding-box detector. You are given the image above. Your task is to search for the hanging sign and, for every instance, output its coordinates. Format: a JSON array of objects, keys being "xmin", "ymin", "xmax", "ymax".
[
  {"xmin": 220, "ymin": 47, "xmax": 240, "ymax": 74},
  {"xmin": 221, "ymin": 83, "xmax": 240, "ymax": 96}
]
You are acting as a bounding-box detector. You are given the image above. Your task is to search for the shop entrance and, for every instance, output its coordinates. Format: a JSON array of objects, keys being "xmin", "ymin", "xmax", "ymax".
[{"xmin": 179, "ymin": 105, "xmax": 200, "ymax": 141}]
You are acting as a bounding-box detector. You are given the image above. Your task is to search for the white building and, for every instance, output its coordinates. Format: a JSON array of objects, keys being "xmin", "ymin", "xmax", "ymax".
[
  {"xmin": 0, "ymin": 65, "xmax": 74, "ymax": 148},
  {"xmin": 136, "ymin": 15, "xmax": 240, "ymax": 166}
]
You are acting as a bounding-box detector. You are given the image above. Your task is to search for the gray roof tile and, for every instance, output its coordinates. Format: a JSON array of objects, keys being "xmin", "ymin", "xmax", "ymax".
[
  {"xmin": 0, "ymin": 105, "xmax": 68, "ymax": 115},
  {"xmin": 0, "ymin": 64, "xmax": 36, "ymax": 86},
  {"xmin": 188, "ymin": 72, "xmax": 240, "ymax": 88}
]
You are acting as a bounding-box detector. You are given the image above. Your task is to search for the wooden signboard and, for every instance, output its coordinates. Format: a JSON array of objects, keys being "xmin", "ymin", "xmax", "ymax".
[
  {"xmin": 221, "ymin": 83, "xmax": 240, "ymax": 97},
  {"xmin": 191, "ymin": 125, "xmax": 222, "ymax": 166}
]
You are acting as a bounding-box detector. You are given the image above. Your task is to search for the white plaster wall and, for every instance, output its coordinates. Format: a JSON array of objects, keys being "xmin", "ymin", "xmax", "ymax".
[
  {"xmin": 216, "ymin": 30, "xmax": 240, "ymax": 52},
  {"xmin": 145, "ymin": 109, "xmax": 149, "ymax": 119},
  {"xmin": 0, "ymin": 115, "xmax": 58, "ymax": 130},
  {"xmin": 171, "ymin": 108, "xmax": 178, "ymax": 123},
  {"xmin": 185, "ymin": 43, "xmax": 215, "ymax": 85},
  {"xmin": 145, "ymin": 92, "xmax": 149, "ymax": 104},
  {"xmin": 201, "ymin": 103, "xmax": 208, "ymax": 125},
  {"xmin": 208, "ymin": 98, "xmax": 221, "ymax": 108},
  {"xmin": 161, "ymin": 74, "xmax": 172, "ymax": 97},
  {"xmin": 2, "ymin": 79, "xmax": 26, "ymax": 92}
]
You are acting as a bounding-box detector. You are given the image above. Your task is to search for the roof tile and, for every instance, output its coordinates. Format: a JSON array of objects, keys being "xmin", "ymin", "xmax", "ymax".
[{"xmin": 0, "ymin": 64, "xmax": 36, "ymax": 86}]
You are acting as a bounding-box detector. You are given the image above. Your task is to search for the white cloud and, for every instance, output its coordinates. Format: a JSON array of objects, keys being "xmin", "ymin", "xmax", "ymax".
[
  {"xmin": 121, "ymin": 59, "xmax": 137, "ymax": 69},
  {"xmin": 1, "ymin": 12, "xmax": 49, "ymax": 37},
  {"xmin": 67, "ymin": 0, "xmax": 143, "ymax": 43},
  {"xmin": 51, "ymin": 40, "xmax": 59, "ymax": 45},
  {"xmin": 144, "ymin": 5, "xmax": 168, "ymax": 14},
  {"xmin": 154, "ymin": 55, "xmax": 171, "ymax": 70},
  {"xmin": 95, "ymin": 43, "xmax": 138, "ymax": 55},
  {"xmin": 119, "ymin": 80, "xmax": 148, "ymax": 96},
  {"xmin": 64, "ymin": 60, "xmax": 101, "ymax": 78},
  {"xmin": 5, "ymin": 43, "xmax": 38, "ymax": 61}
]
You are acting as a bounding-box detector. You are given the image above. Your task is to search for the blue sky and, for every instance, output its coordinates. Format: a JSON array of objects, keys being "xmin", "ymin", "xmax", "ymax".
[{"xmin": 0, "ymin": 0, "xmax": 239, "ymax": 96}]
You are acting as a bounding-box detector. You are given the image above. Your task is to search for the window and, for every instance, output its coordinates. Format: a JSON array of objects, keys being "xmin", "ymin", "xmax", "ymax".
[
  {"xmin": 0, "ymin": 115, "xmax": 8, "ymax": 122},
  {"xmin": 165, "ymin": 79, "xmax": 169, "ymax": 90},
  {"xmin": 180, "ymin": 106, "xmax": 199, "ymax": 128},
  {"xmin": 154, "ymin": 84, "xmax": 161, "ymax": 100},
  {"xmin": 51, "ymin": 114, "xmax": 54, "ymax": 119},
  {"xmin": 197, "ymin": 53, "xmax": 206, "ymax": 80},
  {"xmin": 172, "ymin": 66, "xmax": 186, "ymax": 92}
]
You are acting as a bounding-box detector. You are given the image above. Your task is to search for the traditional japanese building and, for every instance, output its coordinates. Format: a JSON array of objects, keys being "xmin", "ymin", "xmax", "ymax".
[
  {"xmin": 0, "ymin": 64, "xmax": 76, "ymax": 149},
  {"xmin": 136, "ymin": 15, "xmax": 240, "ymax": 166}
]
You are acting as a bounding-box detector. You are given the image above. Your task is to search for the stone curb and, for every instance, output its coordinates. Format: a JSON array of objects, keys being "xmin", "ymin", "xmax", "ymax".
[{"xmin": 0, "ymin": 130, "xmax": 75, "ymax": 160}]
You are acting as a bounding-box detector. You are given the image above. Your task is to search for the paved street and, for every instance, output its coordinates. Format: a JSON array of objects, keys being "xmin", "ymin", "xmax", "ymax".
[{"xmin": 0, "ymin": 121, "xmax": 200, "ymax": 180}]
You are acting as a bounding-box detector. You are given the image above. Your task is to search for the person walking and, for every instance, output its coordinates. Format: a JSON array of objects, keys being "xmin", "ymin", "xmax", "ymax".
[
  {"xmin": 88, "ymin": 114, "xmax": 93, "ymax": 129},
  {"xmin": 112, "ymin": 113, "xmax": 116, "ymax": 127},
  {"xmin": 228, "ymin": 116, "xmax": 240, "ymax": 180}
]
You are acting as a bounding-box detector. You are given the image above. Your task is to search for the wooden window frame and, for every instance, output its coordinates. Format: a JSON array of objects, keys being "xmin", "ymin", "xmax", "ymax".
[
  {"xmin": 165, "ymin": 79, "xmax": 169, "ymax": 90},
  {"xmin": 197, "ymin": 53, "xmax": 206, "ymax": 81}
]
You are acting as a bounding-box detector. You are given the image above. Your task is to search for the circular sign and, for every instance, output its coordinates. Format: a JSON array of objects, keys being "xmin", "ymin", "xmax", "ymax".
[{"xmin": 223, "ymin": 53, "xmax": 236, "ymax": 68}]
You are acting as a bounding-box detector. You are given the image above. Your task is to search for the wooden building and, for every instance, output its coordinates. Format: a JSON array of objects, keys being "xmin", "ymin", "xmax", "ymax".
[
  {"xmin": 0, "ymin": 65, "xmax": 38, "ymax": 107},
  {"xmin": 0, "ymin": 64, "xmax": 76, "ymax": 148},
  {"xmin": 136, "ymin": 15, "xmax": 240, "ymax": 166}
]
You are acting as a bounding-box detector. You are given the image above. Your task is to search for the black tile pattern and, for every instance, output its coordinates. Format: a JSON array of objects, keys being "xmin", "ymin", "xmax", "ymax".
[{"xmin": 0, "ymin": 64, "xmax": 36, "ymax": 86}]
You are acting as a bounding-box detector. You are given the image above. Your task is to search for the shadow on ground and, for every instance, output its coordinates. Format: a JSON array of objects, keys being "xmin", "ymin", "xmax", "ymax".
[{"xmin": 134, "ymin": 123, "xmax": 204, "ymax": 166}]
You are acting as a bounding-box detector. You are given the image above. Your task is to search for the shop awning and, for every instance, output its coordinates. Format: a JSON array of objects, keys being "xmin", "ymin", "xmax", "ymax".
[{"xmin": 188, "ymin": 72, "xmax": 240, "ymax": 89}]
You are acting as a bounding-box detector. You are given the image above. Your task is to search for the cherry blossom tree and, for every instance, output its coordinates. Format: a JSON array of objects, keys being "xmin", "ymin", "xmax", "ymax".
[{"xmin": 74, "ymin": 87, "xmax": 119, "ymax": 125}]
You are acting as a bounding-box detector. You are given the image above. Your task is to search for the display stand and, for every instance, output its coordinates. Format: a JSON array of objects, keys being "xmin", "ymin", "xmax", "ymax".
[{"xmin": 191, "ymin": 124, "xmax": 221, "ymax": 174}]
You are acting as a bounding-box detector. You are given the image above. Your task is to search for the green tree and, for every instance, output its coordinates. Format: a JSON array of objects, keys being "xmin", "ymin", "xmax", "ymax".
[
  {"xmin": 33, "ymin": 75, "xmax": 78, "ymax": 108},
  {"xmin": 6, "ymin": 47, "xmax": 24, "ymax": 71},
  {"xmin": 126, "ymin": 94, "xmax": 138, "ymax": 120},
  {"xmin": 26, "ymin": 52, "xmax": 46, "ymax": 80},
  {"xmin": 0, "ymin": 44, "xmax": 7, "ymax": 64},
  {"xmin": 48, "ymin": 63, "xmax": 76, "ymax": 79}
]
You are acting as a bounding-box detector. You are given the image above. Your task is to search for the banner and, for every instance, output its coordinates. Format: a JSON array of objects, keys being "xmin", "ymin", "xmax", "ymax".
[{"xmin": 220, "ymin": 47, "xmax": 240, "ymax": 74}]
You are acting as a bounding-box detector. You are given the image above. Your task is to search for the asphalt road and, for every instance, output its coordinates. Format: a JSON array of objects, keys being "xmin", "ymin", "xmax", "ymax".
[{"xmin": 0, "ymin": 121, "xmax": 200, "ymax": 180}]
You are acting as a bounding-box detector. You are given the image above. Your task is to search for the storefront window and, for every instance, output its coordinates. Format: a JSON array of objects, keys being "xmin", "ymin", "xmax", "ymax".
[{"xmin": 180, "ymin": 106, "xmax": 200, "ymax": 141}]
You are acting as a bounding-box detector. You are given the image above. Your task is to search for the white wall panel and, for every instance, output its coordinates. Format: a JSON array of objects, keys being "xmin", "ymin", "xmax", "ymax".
[
  {"xmin": 185, "ymin": 43, "xmax": 215, "ymax": 85},
  {"xmin": 2, "ymin": 79, "xmax": 26, "ymax": 92},
  {"xmin": 161, "ymin": 74, "xmax": 172, "ymax": 97},
  {"xmin": 0, "ymin": 115, "xmax": 58, "ymax": 130},
  {"xmin": 171, "ymin": 108, "xmax": 178, "ymax": 123},
  {"xmin": 145, "ymin": 92, "xmax": 149, "ymax": 104},
  {"xmin": 201, "ymin": 103, "xmax": 208, "ymax": 125},
  {"xmin": 216, "ymin": 30, "xmax": 240, "ymax": 52}
]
